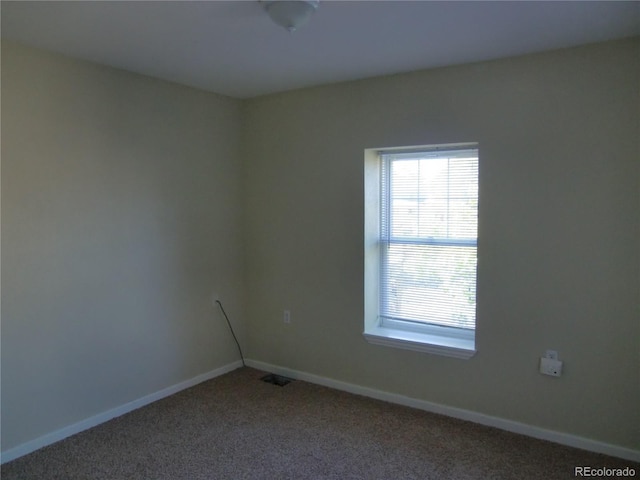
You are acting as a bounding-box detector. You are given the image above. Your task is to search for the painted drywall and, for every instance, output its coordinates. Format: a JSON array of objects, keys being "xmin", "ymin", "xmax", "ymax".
[
  {"xmin": 1, "ymin": 41, "xmax": 245, "ymax": 451},
  {"xmin": 2, "ymin": 37, "xmax": 638, "ymax": 458},
  {"xmin": 242, "ymin": 38, "xmax": 640, "ymax": 450}
]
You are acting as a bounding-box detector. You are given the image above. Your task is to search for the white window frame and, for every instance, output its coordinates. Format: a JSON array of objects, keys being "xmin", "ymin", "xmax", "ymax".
[{"xmin": 363, "ymin": 144, "xmax": 478, "ymax": 359}]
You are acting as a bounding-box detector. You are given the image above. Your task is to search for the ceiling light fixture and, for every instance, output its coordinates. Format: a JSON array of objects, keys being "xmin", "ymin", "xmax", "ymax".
[{"xmin": 263, "ymin": 0, "xmax": 319, "ymax": 33}]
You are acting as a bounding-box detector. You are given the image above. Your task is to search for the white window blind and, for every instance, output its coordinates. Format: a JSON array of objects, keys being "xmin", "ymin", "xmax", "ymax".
[{"xmin": 380, "ymin": 147, "xmax": 478, "ymax": 331}]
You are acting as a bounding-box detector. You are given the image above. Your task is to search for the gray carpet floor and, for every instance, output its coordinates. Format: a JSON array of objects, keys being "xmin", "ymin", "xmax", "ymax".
[{"xmin": 2, "ymin": 367, "xmax": 637, "ymax": 479}]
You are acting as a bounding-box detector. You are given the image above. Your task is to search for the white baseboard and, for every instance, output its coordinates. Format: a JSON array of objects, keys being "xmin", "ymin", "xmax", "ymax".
[
  {"xmin": 0, "ymin": 360, "xmax": 244, "ymax": 464},
  {"xmin": 245, "ymin": 359, "xmax": 640, "ymax": 463},
  {"xmin": 4, "ymin": 359, "xmax": 638, "ymax": 464}
]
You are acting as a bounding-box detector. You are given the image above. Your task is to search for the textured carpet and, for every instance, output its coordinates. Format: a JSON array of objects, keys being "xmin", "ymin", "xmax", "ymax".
[{"xmin": 2, "ymin": 367, "xmax": 637, "ymax": 479}]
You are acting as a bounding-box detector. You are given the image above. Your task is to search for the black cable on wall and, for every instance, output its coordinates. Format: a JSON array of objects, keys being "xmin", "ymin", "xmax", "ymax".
[{"xmin": 216, "ymin": 300, "xmax": 245, "ymax": 367}]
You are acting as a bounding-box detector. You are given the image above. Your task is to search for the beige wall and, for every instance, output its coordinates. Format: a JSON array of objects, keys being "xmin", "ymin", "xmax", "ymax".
[
  {"xmin": 1, "ymin": 42, "xmax": 245, "ymax": 451},
  {"xmin": 2, "ymin": 37, "xmax": 638, "ymax": 455},
  {"xmin": 242, "ymin": 38, "xmax": 640, "ymax": 450}
]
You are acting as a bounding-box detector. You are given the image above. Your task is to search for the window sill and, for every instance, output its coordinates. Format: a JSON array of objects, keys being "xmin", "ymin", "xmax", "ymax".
[{"xmin": 363, "ymin": 324, "xmax": 476, "ymax": 359}]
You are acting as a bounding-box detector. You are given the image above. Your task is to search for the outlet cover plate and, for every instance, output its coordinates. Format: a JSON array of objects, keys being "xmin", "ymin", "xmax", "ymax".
[{"xmin": 540, "ymin": 357, "xmax": 563, "ymax": 377}]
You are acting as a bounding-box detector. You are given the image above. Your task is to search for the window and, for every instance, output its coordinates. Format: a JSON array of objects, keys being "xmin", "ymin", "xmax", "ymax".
[{"xmin": 364, "ymin": 144, "xmax": 478, "ymax": 359}]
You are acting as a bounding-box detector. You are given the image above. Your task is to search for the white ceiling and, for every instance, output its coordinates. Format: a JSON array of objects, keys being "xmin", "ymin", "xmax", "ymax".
[{"xmin": 2, "ymin": 1, "xmax": 639, "ymax": 99}]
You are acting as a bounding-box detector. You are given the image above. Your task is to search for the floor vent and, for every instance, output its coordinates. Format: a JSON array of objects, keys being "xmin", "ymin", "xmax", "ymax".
[{"xmin": 261, "ymin": 373, "xmax": 294, "ymax": 387}]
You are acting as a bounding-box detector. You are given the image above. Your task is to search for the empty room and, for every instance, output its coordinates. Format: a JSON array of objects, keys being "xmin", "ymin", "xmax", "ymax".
[{"xmin": 1, "ymin": 1, "xmax": 639, "ymax": 478}]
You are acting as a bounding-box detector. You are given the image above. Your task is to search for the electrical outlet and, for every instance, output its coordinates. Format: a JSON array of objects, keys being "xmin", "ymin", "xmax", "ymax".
[
  {"xmin": 283, "ymin": 310, "xmax": 291, "ymax": 324},
  {"xmin": 540, "ymin": 357, "xmax": 563, "ymax": 377}
]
